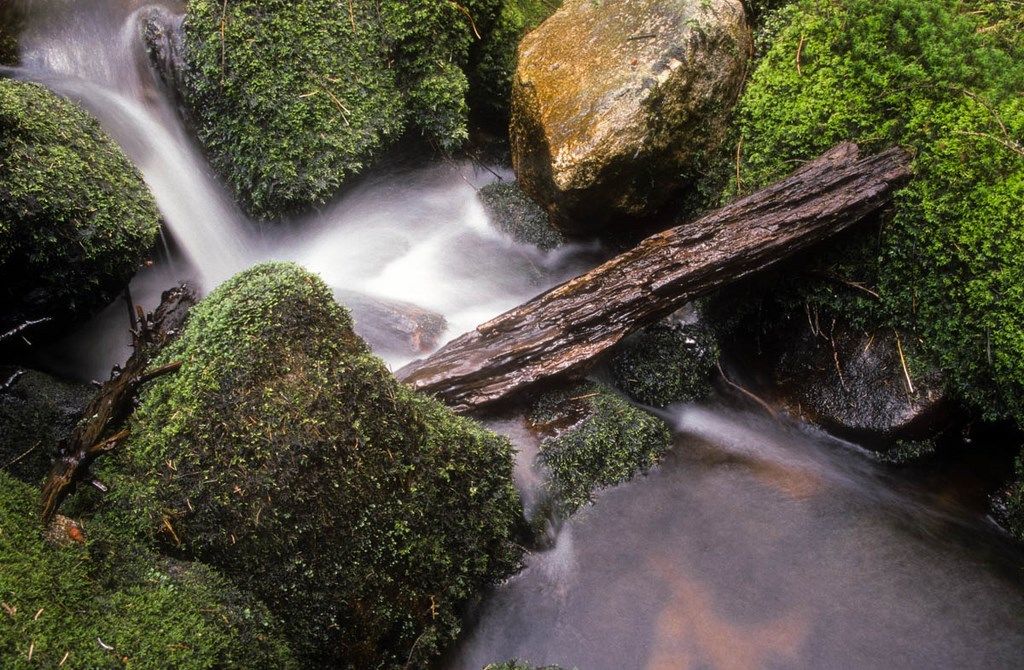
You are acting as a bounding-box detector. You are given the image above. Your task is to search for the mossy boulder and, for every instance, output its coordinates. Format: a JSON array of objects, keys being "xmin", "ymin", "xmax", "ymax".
[
  {"xmin": 0, "ymin": 369, "xmax": 94, "ymax": 483},
  {"xmin": 995, "ymin": 454, "xmax": 1024, "ymax": 543},
  {"xmin": 178, "ymin": 0, "xmax": 520, "ymax": 221},
  {"xmin": 97, "ymin": 262, "xmax": 523, "ymax": 668},
  {"xmin": 732, "ymin": 0, "xmax": 1024, "ymax": 428},
  {"xmin": 0, "ymin": 471, "xmax": 296, "ymax": 670},
  {"xmin": 611, "ymin": 317, "xmax": 719, "ymax": 408},
  {"xmin": 0, "ymin": 79, "xmax": 160, "ymax": 339},
  {"xmin": 529, "ymin": 382, "xmax": 671, "ymax": 514},
  {"xmin": 484, "ymin": 662, "xmax": 567, "ymax": 670},
  {"xmin": 510, "ymin": 0, "xmax": 752, "ymax": 234},
  {"xmin": 479, "ymin": 181, "xmax": 565, "ymax": 250}
]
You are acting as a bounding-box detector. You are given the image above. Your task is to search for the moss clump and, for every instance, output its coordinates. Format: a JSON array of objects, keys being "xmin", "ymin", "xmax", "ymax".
[
  {"xmin": 180, "ymin": 0, "xmax": 517, "ymax": 220},
  {"xmin": 530, "ymin": 382, "xmax": 671, "ymax": 514},
  {"xmin": 479, "ymin": 181, "xmax": 564, "ymax": 249},
  {"xmin": 484, "ymin": 662, "xmax": 566, "ymax": 670},
  {"xmin": 874, "ymin": 438, "xmax": 938, "ymax": 466},
  {"xmin": 97, "ymin": 262, "xmax": 522, "ymax": 668},
  {"xmin": 0, "ymin": 471, "xmax": 296, "ymax": 670},
  {"xmin": 611, "ymin": 321, "xmax": 720, "ymax": 408},
  {"xmin": 997, "ymin": 454, "xmax": 1024, "ymax": 543},
  {"xmin": 731, "ymin": 0, "xmax": 1024, "ymax": 425},
  {"xmin": 0, "ymin": 370, "xmax": 94, "ymax": 483},
  {"xmin": 0, "ymin": 79, "xmax": 160, "ymax": 330}
]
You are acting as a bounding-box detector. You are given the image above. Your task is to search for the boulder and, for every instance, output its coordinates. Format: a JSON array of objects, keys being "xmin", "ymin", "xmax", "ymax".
[
  {"xmin": 529, "ymin": 381, "xmax": 671, "ymax": 514},
  {"xmin": 0, "ymin": 471, "xmax": 297, "ymax": 669},
  {"xmin": 478, "ymin": 181, "xmax": 565, "ymax": 250},
  {"xmin": 335, "ymin": 290, "xmax": 447, "ymax": 357},
  {"xmin": 993, "ymin": 454, "xmax": 1024, "ymax": 543},
  {"xmin": 0, "ymin": 79, "xmax": 160, "ymax": 345},
  {"xmin": 510, "ymin": 0, "xmax": 751, "ymax": 234},
  {"xmin": 97, "ymin": 263, "xmax": 523, "ymax": 668},
  {"xmin": 0, "ymin": 369, "xmax": 94, "ymax": 483},
  {"xmin": 772, "ymin": 323, "xmax": 950, "ymax": 443}
]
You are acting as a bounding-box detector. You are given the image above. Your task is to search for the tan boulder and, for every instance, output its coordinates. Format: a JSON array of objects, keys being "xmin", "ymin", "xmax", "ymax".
[{"xmin": 511, "ymin": 0, "xmax": 751, "ymax": 234}]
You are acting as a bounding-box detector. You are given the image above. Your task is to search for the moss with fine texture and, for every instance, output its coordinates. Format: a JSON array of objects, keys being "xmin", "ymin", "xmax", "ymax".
[
  {"xmin": 530, "ymin": 382, "xmax": 671, "ymax": 514},
  {"xmin": 0, "ymin": 472, "xmax": 296, "ymax": 670},
  {"xmin": 611, "ymin": 321, "xmax": 720, "ymax": 408},
  {"xmin": 998, "ymin": 454, "xmax": 1024, "ymax": 543},
  {"xmin": 484, "ymin": 662, "xmax": 567, "ymax": 670},
  {"xmin": 731, "ymin": 0, "xmax": 1024, "ymax": 425},
  {"xmin": 0, "ymin": 79, "xmax": 160, "ymax": 329},
  {"xmin": 95, "ymin": 262, "xmax": 522, "ymax": 668},
  {"xmin": 180, "ymin": 0, "xmax": 513, "ymax": 221}
]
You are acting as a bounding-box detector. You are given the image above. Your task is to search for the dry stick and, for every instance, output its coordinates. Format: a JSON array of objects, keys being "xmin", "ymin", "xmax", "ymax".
[
  {"xmin": 448, "ymin": 0, "xmax": 481, "ymax": 39},
  {"xmin": 347, "ymin": 0, "xmax": 356, "ymax": 31},
  {"xmin": 893, "ymin": 329, "xmax": 915, "ymax": 396},
  {"xmin": 717, "ymin": 361, "xmax": 778, "ymax": 419},
  {"xmin": 219, "ymin": 0, "xmax": 228, "ymax": 83},
  {"xmin": 735, "ymin": 135, "xmax": 743, "ymax": 192},
  {"xmin": 1, "ymin": 369, "xmax": 24, "ymax": 393},
  {"xmin": 796, "ymin": 33, "xmax": 805, "ymax": 75},
  {"xmin": 0, "ymin": 318, "xmax": 51, "ymax": 344}
]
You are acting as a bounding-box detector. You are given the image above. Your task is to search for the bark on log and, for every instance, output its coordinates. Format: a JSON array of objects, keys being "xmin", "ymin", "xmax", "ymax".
[
  {"xmin": 397, "ymin": 143, "xmax": 912, "ymax": 412},
  {"xmin": 40, "ymin": 283, "xmax": 196, "ymax": 523}
]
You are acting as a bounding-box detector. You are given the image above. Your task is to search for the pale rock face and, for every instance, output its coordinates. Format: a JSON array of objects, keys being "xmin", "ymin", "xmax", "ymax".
[{"xmin": 511, "ymin": 0, "xmax": 752, "ymax": 234}]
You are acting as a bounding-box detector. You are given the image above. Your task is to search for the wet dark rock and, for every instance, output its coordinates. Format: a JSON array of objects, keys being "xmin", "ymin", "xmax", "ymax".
[
  {"xmin": 611, "ymin": 307, "xmax": 719, "ymax": 407},
  {"xmin": 0, "ymin": 368, "xmax": 93, "ymax": 483},
  {"xmin": 479, "ymin": 181, "xmax": 566, "ymax": 250},
  {"xmin": 773, "ymin": 323, "xmax": 950, "ymax": 444},
  {"xmin": 142, "ymin": 7, "xmax": 187, "ymax": 98},
  {"xmin": 335, "ymin": 289, "xmax": 447, "ymax": 357},
  {"xmin": 510, "ymin": 0, "xmax": 752, "ymax": 233}
]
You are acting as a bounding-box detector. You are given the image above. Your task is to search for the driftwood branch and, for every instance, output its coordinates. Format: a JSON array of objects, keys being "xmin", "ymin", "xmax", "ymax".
[
  {"xmin": 40, "ymin": 284, "xmax": 196, "ymax": 523},
  {"xmin": 398, "ymin": 143, "xmax": 912, "ymax": 412}
]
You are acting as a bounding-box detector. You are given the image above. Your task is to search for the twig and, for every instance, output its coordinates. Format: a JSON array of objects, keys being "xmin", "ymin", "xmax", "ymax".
[
  {"xmin": 735, "ymin": 135, "xmax": 743, "ymax": 191},
  {"xmin": 4, "ymin": 442, "xmax": 39, "ymax": 470},
  {"xmin": 448, "ymin": 1, "xmax": 481, "ymax": 39},
  {"xmin": 626, "ymin": 33, "xmax": 658, "ymax": 41},
  {"xmin": 796, "ymin": 33, "xmax": 805, "ymax": 75},
  {"xmin": 1, "ymin": 369, "xmax": 24, "ymax": 393},
  {"xmin": 1, "ymin": 318, "xmax": 51, "ymax": 344},
  {"xmin": 893, "ymin": 329, "xmax": 915, "ymax": 395},
  {"xmin": 347, "ymin": 0, "xmax": 356, "ymax": 31},
  {"xmin": 716, "ymin": 361, "xmax": 777, "ymax": 418},
  {"xmin": 219, "ymin": 0, "xmax": 229, "ymax": 84}
]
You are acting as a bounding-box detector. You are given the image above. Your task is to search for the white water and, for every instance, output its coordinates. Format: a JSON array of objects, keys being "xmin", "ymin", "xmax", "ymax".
[{"xmin": 14, "ymin": 0, "xmax": 597, "ymax": 379}]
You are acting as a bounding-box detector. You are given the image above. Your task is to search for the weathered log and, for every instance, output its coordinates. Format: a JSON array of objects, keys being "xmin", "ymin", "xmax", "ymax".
[
  {"xmin": 398, "ymin": 143, "xmax": 913, "ymax": 412},
  {"xmin": 40, "ymin": 283, "xmax": 196, "ymax": 523}
]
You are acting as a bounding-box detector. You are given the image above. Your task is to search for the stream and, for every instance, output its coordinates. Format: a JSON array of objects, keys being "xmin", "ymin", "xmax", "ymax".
[{"xmin": 9, "ymin": 1, "xmax": 1024, "ymax": 669}]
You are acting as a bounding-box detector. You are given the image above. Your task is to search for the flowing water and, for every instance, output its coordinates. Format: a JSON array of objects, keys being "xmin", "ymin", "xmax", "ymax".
[{"xmin": 7, "ymin": 2, "xmax": 1024, "ymax": 669}]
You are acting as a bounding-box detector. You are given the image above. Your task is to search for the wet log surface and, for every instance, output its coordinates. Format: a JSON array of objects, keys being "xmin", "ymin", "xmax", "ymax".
[
  {"xmin": 40, "ymin": 283, "xmax": 195, "ymax": 523},
  {"xmin": 398, "ymin": 143, "xmax": 913, "ymax": 412}
]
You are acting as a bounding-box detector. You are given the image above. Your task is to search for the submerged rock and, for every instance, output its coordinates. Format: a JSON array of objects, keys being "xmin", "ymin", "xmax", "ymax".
[
  {"xmin": 335, "ymin": 290, "xmax": 447, "ymax": 357},
  {"xmin": 0, "ymin": 369, "xmax": 94, "ymax": 483},
  {"xmin": 98, "ymin": 263, "xmax": 523, "ymax": 668},
  {"xmin": 529, "ymin": 381, "xmax": 671, "ymax": 514},
  {"xmin": 510, "ymin": 0, "xmax": 751, "ymax": 233},
  {"xmin": 0, "ymin": 79, "xmax": 160, "ymax": 344},
  {"xmin": 479, "ymin": 181, "xmax": 566, "ymax": 250},
  {"xmin": 0, "ymin": 471, "xmax": 297, "ymax": 669}
]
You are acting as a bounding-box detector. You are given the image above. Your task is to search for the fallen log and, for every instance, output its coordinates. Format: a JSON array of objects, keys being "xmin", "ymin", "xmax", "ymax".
[
  {"xmin": 398, "ymin": 143, "xmax": 912, "ymax": 412},
  {"xmin": 40, "ymin": 283, "xmax": 196, "ymax": 523}
]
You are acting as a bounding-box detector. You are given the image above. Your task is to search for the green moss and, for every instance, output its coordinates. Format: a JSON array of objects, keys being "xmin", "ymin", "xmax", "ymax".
[
  {"xmin": 530, "ymin": 382, "xmax": 671, "ymax": 514},
  {"xmin": 479, "ymin": 181, "xmax": 564, "ymax": 249},
  {"xmin": 0, "ymin": 370, "xmax": 94, "ymax": 484},
  {"xmin": 484, "ymin": 661, "xmax": 566, "ymax": 670},
  {"xmin": 0, "ymin": 79, "xmax": 160, "ymax": 328},
  {"xmin": 730, "ymin": 0, "xmax": 1024, "ymax": 425},
  {"xmin": 180, "ymin": 0, "xmax": 515, "ymax": 220},
  {"xmin": 999, "ymin": 453, "xmax": 1024, "ymax": 543},
  {"xmin": 95, "ymin": 262, "xmax": 522, "ymax": 668},
  {"xmin": 611, "ymin": 321, "xmax": 720, "ymax": 408},
  {"xmin": 0, "ymin": 472, "xmax": 296, "ymax": 670},
  {"xmin": 873, "ymin": 438, "xmax": 938, "ymax": 466}
]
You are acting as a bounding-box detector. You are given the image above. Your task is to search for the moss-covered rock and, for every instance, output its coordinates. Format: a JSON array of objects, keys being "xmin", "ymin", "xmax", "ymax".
[
  {"xmin": 0, "ymin": 471, "xmax": 296, "ymax": 670},
  {"xmin": 732, "ymin": 0, "xmax": 1024, "ymax": 428},
  {"xmin": 0, "ymin": 4, "xmax": 21, "ymax": 65},
  {"xmin": 996, "ymin": 454, "xmax": 1024, "ymax": 543},
  {"xmin": 484, "ymin": 661, "xmax": 567, "ymax": 670},
  {"xmin": 611, "ymin": 319, "xmax": 719, "ymax": 408},
  {"xmin": 479, "ymin": 181, "xmax": 565, "ymax": 249},
  {"xmin": 510, "ymin": 0, "xmax": 752, "ymax": 233},
  {"xmin": 0, "ymin": 79, "xmax": 160, "ymax": 337},
  {"xmin": 0, "ymin": 369, "xmax": 94, "ymax": 484},
  {"xmin": 529, "ymin": 382, "xmax": 671, "ymax": 514},
  {"xmin": 873, "ymin": 438, "xmax": 938, "ymax": 466},
  {"xmin": 179, "ymin": 0, "xmax": 516, "ymax": 221},
  {"xmin": 96, "ymin": 262, "xmax": 522, "ymax": 668}
]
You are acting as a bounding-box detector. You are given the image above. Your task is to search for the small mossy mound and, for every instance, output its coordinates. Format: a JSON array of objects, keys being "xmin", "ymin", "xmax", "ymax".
[
  {"xmin": 479, "ymin": 181, "xmax": 564, "ymax": 250},
  {"xmin": 874, "ymin": 438, "xmax": 938, "ymax": 466},
  {"xmin": 98, "ymin": 262, "xmax": 522, "ymax": 668},
  {"xmin": 0, "ymin": 79, "xmax": 160, "ymax": 332},
  {"xmin": 484, "ymin": 661, "xmax": 567, "ymax": 670},
  {"xmin": 180, "ymin": 0, "xmax": 517, "ymax": 220},
  {"xmin": 530, "ymin": 382, "xmax": 671, "ymax": 514},
  {"xmin": 611, "ymin": 320, "xmax": 720, "ymax": 408},
  {"xmin": 731, "ymin": 0, "xmax": 1024, "ymax": 425},
  {"xmin": 0, "ymin": 471, "xmax": 296, "ymax": 670},
  {"xmin": 0, "ymin": 369, "xmax": 93, "ymax": 483},
  {"xmin": 997, "ymin": 454, "xmax": 1024, "ymax": 543}
]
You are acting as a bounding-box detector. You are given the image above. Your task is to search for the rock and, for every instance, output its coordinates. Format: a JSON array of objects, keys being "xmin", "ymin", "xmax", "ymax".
[
  {"xmin": 510, "ymin": 0, "xmax": 752, "ymax": 233},
  {"xmin": 611, "ymin": 308, "xmax": 719, "ymax": 407},
  {"xmin": 0, "ymin": 471, "xmax": 298, "ymax": 669},
  {"xmin": 97, "ymin": 263, "xmax": 523, "ymax": 668},
  {"xmin": 529, "ymin": 381, "xmax": 671, "ymax": 514},
  {"xmin": 142, "ymin": 7, "xmax": 187, "ymax": 97},
  {"xmin": 0, "ymin": 369, "xmax": 94, "ymax": 483},
  {"xmin": 478, "ymin": 181, "xmax": 566, "ymax": 250},
  {"xmin": 0, "ymin": 79, "xmax": 160, "ymax": 345},
  {"xmin": 993, "ymin": 454, "xmax": 1024, "ymax": 543},
  {"xmin": 0, "ymin": 4, "xmax": 21, "ymax": 65},
  {"xmin": 485, "ymin": 662, "xmax": 567, "ymax": 670},
  {"xmin": 335, "ymin": 290, "xmax": 447, "ymax": 356},
  {"xmin": 773, "ymin": 323, "xmax": 950, "ymax": 443}
]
